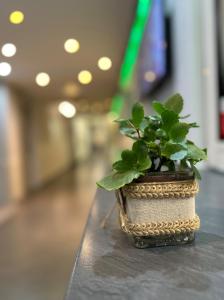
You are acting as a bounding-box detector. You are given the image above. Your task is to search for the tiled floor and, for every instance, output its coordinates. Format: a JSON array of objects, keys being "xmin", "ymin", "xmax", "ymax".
[{"xmin": 0, "ymin": 158, "xmax": 106, "ymax": 300}]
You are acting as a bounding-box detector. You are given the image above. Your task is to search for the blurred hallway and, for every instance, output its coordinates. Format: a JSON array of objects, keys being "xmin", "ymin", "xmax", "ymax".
[{"xmin": 0, "ymin": 156, "xmax": 105, "ymax": 300}]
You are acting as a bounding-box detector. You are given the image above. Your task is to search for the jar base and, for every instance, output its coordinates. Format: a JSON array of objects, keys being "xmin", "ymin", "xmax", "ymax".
[{"xmin": 132, "ymin": 232, "xmax": 195, "ymax": 249}]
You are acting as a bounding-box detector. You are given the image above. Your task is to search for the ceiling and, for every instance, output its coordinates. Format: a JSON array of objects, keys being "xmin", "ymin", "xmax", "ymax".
[{"xmin": 0, "ymin": 0, "xmax": 137, "ymax": 102}]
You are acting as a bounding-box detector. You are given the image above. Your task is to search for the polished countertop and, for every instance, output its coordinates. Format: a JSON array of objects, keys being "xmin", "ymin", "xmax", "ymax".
[{"xmin": 65, "ymin": 171, "xmax": 224, "ymax": 300}]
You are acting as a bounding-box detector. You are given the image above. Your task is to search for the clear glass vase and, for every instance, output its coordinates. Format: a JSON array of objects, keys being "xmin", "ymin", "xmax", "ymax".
[{"xmin": 131, "ymin": 232, "xmax": 195, "ymax": 249}]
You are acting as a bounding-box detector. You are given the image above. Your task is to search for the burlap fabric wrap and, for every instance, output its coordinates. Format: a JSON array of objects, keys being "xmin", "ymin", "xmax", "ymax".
[{"xmin": 116, "ymin": 180, "xmax": 200, "ymax": 237}]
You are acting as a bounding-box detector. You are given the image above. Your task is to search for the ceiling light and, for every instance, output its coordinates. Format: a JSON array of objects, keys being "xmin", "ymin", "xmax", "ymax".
[
  {"xmin": 64, "ymin": 39, "xmax": 80, "ymax": 54},
  {"xmin": 62, "ymin": 82, "xmax": 80, "ymax": 97},
  {"xmin": 98, "ymin": 57, "xmax": 112, "ymax": 71},
  {"xmin": 0, "ymin": 62, "xmax": 12, "ymax": 76},
  {"xmin": 58, "ymin": 101, "xmax": 76, "ymax": 118},
  {"xmin": 78, "ymin": 70, "xmax": 92, "ymax": 85},
  {"xmin": 144, "ymin": 71, "xmax": 156, "ymax": 82},
  {"xmin": 9, "ymin": 11, "xmax": 24, "ymax": 24},
  {"xmin": 35, "ymin": 72, "xmax": 50, "ymax": 87},
  {"xmin": 1, "ymin": 43, "xmax": 17, "ymax": 57}
]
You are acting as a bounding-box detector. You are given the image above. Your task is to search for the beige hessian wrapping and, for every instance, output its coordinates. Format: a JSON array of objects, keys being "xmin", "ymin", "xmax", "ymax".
[
  {"xmin": 116, "ymin": 180, "xmax": 200, "ymax": 237},
  {"xmin": 126, "ymin": 196, "xmax": 195, "ymax": 223}
]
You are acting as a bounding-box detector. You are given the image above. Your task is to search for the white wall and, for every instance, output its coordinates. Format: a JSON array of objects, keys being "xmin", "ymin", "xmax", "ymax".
[
  {"xmin": 0, "ymin": 84, "xmax": 77, "ymax": 203},
  {"xmin": 7, "ymin": 89, "xmax": 27, "ymax": 201},
  {"xmin": 0, "ymin": 85, "xmax": 11, "ymax": 204},
  {"xmin": 71, "ymin": 116, "xmax": 91, "ymax": 162},
  {"xmin": 120, "ymin": 0, "xmax": 209, "ymax": 173},
  {"xmin": 150, "ymin": 0, "xmax": 224, "ymax": 168},
  {"xmin": 135, "ymin": 0, "xmax": 206, "ymax": 149},
  {"xmin": 0, "ymin": 84, "xmax": 26, "ymax": 204},
  {"xmin": 200, "ymin": 0, "xmax": 224, "ymax": 171},
  {"xmin": 171, "ymin": 0, "xmax": 205, "ymax": 147},
  {"xmin": 27, "ymin": 102, "xmax": 74, "ymax": 189}
]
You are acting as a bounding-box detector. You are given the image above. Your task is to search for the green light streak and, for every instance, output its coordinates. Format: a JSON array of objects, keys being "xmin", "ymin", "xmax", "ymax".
[
  {"xmin": 110, "ymin": 0, "xmax": 152, "ymax": 116},
  {"xmin": 119, "ymin": 0, "xmax": 152, "ymax": 89},
  {"xmin": 110, "ymin": 94, "xmax": 124, "ymax": 116}
]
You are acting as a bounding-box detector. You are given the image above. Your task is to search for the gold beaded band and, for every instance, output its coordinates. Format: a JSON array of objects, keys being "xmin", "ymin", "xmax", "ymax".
[
  {"xmin": 122, "ymin": 180, "xmax": 199, "ymax": 199},
  {"xmin": 119, "ymin": 210, "xmax": 200, "ymax": 237}
]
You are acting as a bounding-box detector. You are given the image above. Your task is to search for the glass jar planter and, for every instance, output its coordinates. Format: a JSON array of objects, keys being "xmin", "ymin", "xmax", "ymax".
[{"xmin": 116, "ymin": 172, "xmax": 200, "ymax": 248}]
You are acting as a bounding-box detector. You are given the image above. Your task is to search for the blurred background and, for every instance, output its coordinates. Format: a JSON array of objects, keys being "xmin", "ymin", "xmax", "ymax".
[{"xmin": 0, "ymin": 0, "xmax": 223, "ymax": 299}]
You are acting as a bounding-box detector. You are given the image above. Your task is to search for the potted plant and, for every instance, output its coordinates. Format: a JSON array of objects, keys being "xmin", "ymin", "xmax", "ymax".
[{"xmin": 97, "ymin": 94, "xmax": 207, "ymax": 248}]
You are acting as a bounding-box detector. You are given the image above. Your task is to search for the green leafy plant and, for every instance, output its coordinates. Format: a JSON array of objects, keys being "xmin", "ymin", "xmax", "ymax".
[{"xmin": 97, "ymin": 93, "xmax": 207, "ymax": 191}]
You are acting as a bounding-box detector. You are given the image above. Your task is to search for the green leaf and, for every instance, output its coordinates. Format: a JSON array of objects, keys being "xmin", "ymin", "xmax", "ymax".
[
  {"xmin": 132, "ymin": 102, "xmax": 144, "ymax": 128},
  {"xmin": 203, "ymin": 148, "xmax": 207, "ymax": 155},
  {"xmin": 113, "ymin": 150, "xmax": 137, "ymax": 171},
  {"xmin": 164, "ymin": 93, "xmax": 183, "ymax": 114},
  {"xmin": 162, "ymin": 142, "xmax": 187, "ymax": 160},
  {"xmin": 114, "ymin": 118, "xmax": 129, "ymax": 124},
  {"xmin": 156, "ymin": 128, "xmax": 167, "ymax": 139},
  {"xmin": 112, "ymin": 160, "xmax": 130, "ymax": 172},
  {"xmin": 170, "ymin": 150, "xmax": 188, "ymax": 160},
  {"xmin": 179, "ymin": 114, "xmax": 191, "ymax": 119},
  {"xmin": 161, "ymin": 110, "xmax": 179, "ymax": 133},
  {"xmin": 121, "ymin": 150, "xmax": 137, "ymax": 164},
  {"xmin": 139, "ymin": 118, "xmax": 149, "ymax": 131},
  {"xmin": 180, "ymin": 159, "xmax": 189, "ymax": 170},
  {"xmin": 96, "ymin": 170, "xmax": 142, "ymax": 191},
  {"xmin": 152, "ymin": 101, "xmax": 165, "ymax": 115},
  {"xmin": 187, "ymin": 140, "xmax": 194, "ymax": 144},
  {"xmin": 132, "ymin": 140, "xmax": 151, "ymax": 171},
  {"xmin": 146, "ymin": 115, "xmax": 161, "ymax": 121},
  {"xmin": 117, "ymin": 120, "xmax": 137, "ymax": 139},
  {"xmin": 138, "ymin": 156, "xmax": 152, "ymax": 171},
  {"xmin": 116, "ymin": 119, "xmax": 129, "ymax": 127},
  {"xmin": 170, "ymin": 122, "xmax": 189, "ymax": 142},
  {"xmin": 188, "ymin": 122, "xmax": 200, "ymax": 128},
  {"xmin": 146, "ymin": 142, "xmax": 160, "ymax": 155},
  {"xmin": 119, "ymin": 127, "xmax": 137, "ymax": 139},
  {"xmin": 144, "ymin": 116, "xmax": 161, "ymax": 131},
  {"xmin": 189, "ymin": 161, "xmax": 201, "ymax": 180},
  {"xmin": 132, "ymin": 140, "xmax": 148, "ymax": 155},
  {"xmin": 144, "ymin": 127, "xmax": 156, "ymax": 141},
  {"xmin": 187, "ymin": 143, "xmax": 207, "ymax": 161}
]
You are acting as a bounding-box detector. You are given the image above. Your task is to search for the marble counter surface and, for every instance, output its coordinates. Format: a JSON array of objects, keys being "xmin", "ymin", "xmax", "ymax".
[{"xmin": 65, "ymin": 171, "xmax": 224, "ymax": 300}]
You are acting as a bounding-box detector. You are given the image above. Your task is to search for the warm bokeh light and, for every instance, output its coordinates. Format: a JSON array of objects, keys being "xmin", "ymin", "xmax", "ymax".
[
  {"xmin": 0, "ymin": 62, "xmax": 12, "ymax": 76},
  {"xmin": 64, "ymin": 39, "xmax": 80, "ymax": 54},
  {"xmin": 62, "ymin": 82, "xmax": 80, "ymax": 97},
  {"xmin": 58, "ymin": 101, "xmax": 76, "ymax": 118},
  {"xmin": 9, "ymin": 11, "xmax": 24, "ymax": 24},
  {"xmin": 35, "ymin": 72, "xmax": 50, "ymax": 87},
  {"xmin": 1, "ymin": 43, "xmax": 17, "ymax": 57},
  {"xmin": 78, "ymin": 70, "xmax": 92, "ymax": 85},
  {"xmin": 144, "ymin": 71, "xmax": 156, "ymax": 82},
  {"xmin": 98, "ymin": 57, "xmax": 112, "ymax": 70}
]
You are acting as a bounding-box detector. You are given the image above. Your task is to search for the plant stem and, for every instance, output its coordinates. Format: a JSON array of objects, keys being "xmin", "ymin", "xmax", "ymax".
[
  {"xmin": 128, "ymin": 120, "xmax": 141, "ymax": 139},
  {"xmin": 136, "ymin": 129, "xmax": 141, "ymax": 139}
]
